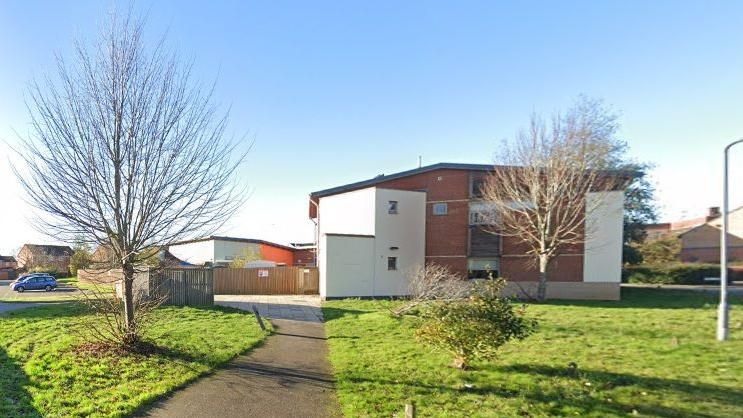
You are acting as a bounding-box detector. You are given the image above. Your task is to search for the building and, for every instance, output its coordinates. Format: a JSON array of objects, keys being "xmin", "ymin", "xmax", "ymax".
[
  {"xmin": 0, "ymin": 255, "xmax": 18, "ymax": 280},
  {"xmin": 16, "ymin": 244, "xmax": 74, "ymax": 274},
  {"xmin": 310, "ymin": 163, "xmax": 625, "ymax": 300},
  {"xmin": 168, "ymin": 236, "xmax": 298, "ymax": 267},
  {"xmin": 644, "ymin": 207, "xmax": 721, "ymax": 241},
  {"xmin": 290, "ymin": 242, "xmax": 317, "ymax": 267},
  {"xmin": 678, "ymin": 206, "xmax": 743, "ymax": 262},
  {"xmin": 0, "ymin": 255, "xmax": 17, "ymax": 270}
]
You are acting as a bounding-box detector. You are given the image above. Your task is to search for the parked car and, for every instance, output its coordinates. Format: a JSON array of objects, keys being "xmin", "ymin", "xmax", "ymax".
[{"xmin": 10, "ymin": 274, "xmax": 57, "ymax": 292}]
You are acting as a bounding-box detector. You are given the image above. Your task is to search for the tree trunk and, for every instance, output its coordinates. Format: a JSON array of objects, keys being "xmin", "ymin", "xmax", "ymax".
[
  {"xmin": 536, "ymin": 254, "xmax": 549, "ymax": 301},
  {"xmin": 122, "ymin": 263, "xmax": 137, "ymax": 345}
]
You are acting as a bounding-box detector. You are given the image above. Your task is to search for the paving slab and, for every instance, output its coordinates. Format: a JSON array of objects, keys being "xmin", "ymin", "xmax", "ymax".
[
  {"xmin": 215, "ymin": 295, "xmax": 323, "ymax": 322},
  {"xmin": 138, "ymin": 296, "xmax": 340, "ymax": 418}
]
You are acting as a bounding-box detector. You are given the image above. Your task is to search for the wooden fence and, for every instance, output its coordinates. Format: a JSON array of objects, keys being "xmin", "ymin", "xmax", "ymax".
[
  {"xmin": 117, "ymin": 268, "xmax": 214, "ymax": 306},
  {"xmin": 214, "ymin": 267, "xmax": 319, "ymax": 295}
]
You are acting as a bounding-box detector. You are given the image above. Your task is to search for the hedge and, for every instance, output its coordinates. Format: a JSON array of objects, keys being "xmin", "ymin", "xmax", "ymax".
[
  {"xmin": 26, "ymin": 266, "xmax": 63, "ymax": 278},
  {"xmin": 622, "ymin": 263, "xmax": 742, "ymax": 285}
]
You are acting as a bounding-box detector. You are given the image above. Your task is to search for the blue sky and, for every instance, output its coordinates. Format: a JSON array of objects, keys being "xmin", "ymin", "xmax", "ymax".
[{"xmin": 2, "ymin": 1, "xmax": 743, "ymax": 253}]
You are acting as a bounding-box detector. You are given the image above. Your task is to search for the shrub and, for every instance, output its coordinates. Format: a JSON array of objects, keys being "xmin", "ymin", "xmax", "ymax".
[
  {"xmin": 69, "ymin": 248, "xmax": 93, "ymax": 276},
  {"xmin": 28, "ymin": 266, "xmax": 62, "ymax": 278},
  {"xmin": 634, "ymin": 237, "xmax": 681, "ymax": 264},
  {"xmin": 623, "ymin": 263, "xmax": 742, "ymax": 285},
  {"xmin": 415, "ymin": 279, "xmax": 537, "ymax": 369}
]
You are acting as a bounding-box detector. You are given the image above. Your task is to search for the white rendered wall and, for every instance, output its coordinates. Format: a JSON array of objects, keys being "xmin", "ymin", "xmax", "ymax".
[
  {"xmin": 372, "ymin": 188, "xmax": 426, "ymax": 296},
  {"xmin": 318, "ymin": 188, "xmax": 376, "ymax": 236},
  {"xmin": 583, "ymin": 191, "xmax": 624, "ymax": 283},
  {"xmin": 168, "ymin": 240, "xmax": 215, "ymax": 265},
  {"xmin": 320, "ymin": 234, "xmax": 375, "ymax": 298}
]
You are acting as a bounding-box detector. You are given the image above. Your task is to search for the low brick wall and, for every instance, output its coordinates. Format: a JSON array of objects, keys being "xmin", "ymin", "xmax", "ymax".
[
  {"xmin": 78, "ymin": 269, "xmax": 124, "ymax": 284},
  {"xmin": 502, "ymin": 281, "xmax": 620, "ymax": 301}
]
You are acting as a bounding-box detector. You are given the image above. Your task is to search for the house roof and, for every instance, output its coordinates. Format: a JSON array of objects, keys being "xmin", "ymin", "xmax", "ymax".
[
  {"xmin": 677, "ymin": 206, "xmax": 743, "ymax": 238},
  {"xmin": 0, "ymin": 255, "xmax": 16, "ymax": 262},
  {"xmin": 21, "ymin": 244, "xmax": 73, "ymax": 257},
  {"xmin": 309, "ymin": 162, "xmax": 635, "ymax": 199},
  {"xmin": 169, "ymin": 236, "xmax": 297, "ymax": 252}
]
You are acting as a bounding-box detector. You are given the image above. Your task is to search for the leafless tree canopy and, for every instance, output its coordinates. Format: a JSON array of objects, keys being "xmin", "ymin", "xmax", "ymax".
[
  {"xmin": 481, "ymin": 98, "xmax": 627, "ymax": 300},
  {"xmin": 14, "ymin": 12, "xmax": 246, "ymax": 344},
  {"xmin": 391, "ymin": 263, "xmax": 470, "ymax": 316}
]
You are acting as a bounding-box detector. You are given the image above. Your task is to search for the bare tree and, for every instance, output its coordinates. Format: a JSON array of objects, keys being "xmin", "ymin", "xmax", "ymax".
[
  {"xmin": 391, "ymin": 263, "xmax": 471, "ymax": 317},
  {"xmin": 14, "ymin": 11, "xmax": 246, "ymax": 346},
  {"xmin": 480, "ymin": 98, "xmax": 628, "ymax": 301}
]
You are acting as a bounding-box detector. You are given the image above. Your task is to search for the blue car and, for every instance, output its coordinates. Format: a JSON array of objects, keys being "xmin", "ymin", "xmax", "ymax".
[{"xmin": 10, "ymin": 274, "xmax": 57, "ymax": 292}]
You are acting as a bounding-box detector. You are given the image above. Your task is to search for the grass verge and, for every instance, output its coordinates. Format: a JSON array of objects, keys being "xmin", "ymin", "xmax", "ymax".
[
  {"xmin": 0, "ymin": 303, "xmax": 268, "ymax": 417},
  {"xmin": 323, "ymin": 288, "xmax": 743, "ymax": 417}
]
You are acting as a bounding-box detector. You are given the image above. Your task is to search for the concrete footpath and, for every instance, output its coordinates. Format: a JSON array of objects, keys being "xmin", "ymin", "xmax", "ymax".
[
  {"xmin": 0, "ymin": 302, "xmax": 44, "ymax": 314},
  {"xmin": 138, "ymin": 298, "xmax": 341, "ymax": 418}
]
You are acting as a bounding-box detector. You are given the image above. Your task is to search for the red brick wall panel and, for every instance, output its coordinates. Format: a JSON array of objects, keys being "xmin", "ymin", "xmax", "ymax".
[
  {"xmin": 501, "ymin": 255, "xmax": 583, "ymax": 282},
  {"xmin": 426, "ymin": 201, "xmax": 469, "ymax": 257},
  {"xmin": 293, "ymin": 249, "xmax": 316, "ymax": 266},
  {"xmin": 378, "ymin": 169, "xmax": 471, "ymax": 201},
  {"xmin": 425, "ymin": 257, "xmax": 468, "ymax": 277}
]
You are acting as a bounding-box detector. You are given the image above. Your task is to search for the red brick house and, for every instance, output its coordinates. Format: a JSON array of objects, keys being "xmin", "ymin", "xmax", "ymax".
[
  {"xmin": 0, "ymin": 255, "xmax": 17, "ymax": 270},
  {"xmin": 645, "ymin": 207, "xmax": 721, "ymax": 241},
  {"xmin": 0, "ymin": 255, "xmax": 18, "ymax": 280},
  {"xmin": 310, "ymin": 163, "xmax": 625, "ymax": 300},
  {"xmin": 677, "ymin": 206, "xmax": 743, "ymax": 262},
  {"xmin": 16, "ymin": 244, "xmax": 74, "ymax": 274}
]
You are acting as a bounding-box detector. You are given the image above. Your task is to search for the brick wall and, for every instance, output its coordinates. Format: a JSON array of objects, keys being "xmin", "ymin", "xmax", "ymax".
[
  {"xmin": 500, "ymin": 255, "xmax": 583, "ymax": 282},
  {"xmin": 680, "ymin": 247, "xmax": 743, "ymax": 263},
  {"xmin": 293, "ymin": 248, "xmax": 316, "ymax": 266}
]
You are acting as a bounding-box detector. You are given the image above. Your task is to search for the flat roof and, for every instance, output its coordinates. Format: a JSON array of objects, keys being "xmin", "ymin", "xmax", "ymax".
[
  {"xmin": 323, "ymin": 233, "xmax": 375, "ymax": 238},
  {"xmin": 310, "ymin": 162, "xmax": 494, "ymax": 198},
  {"xmin": 310, "ymin": 162, "xmax": 636, "ymax": 199},
  {"xmin": 169, "ymin": 236, "xmax": 297, "ymax": 251}
]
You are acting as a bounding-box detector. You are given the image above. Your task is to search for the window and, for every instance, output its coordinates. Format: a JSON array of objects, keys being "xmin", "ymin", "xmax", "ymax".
[
  {"xmin": 467, "ymin": 258, "xmax": 499, "ymax": 279},
  {"xmin": 387, "ymin": 256, "xmax": 398, "ymax": 270},
  {"xmin": 469, "ymin": 202, "xmax": 497, "ymax": 225},
  {"xmin": 388, "ymin": 200, "xmax": 398, "ymax": 214},
  {"xmin": 470, "ymin": 178, "xmax": 486, "ymax": 198},
  {"xmin": 432, "ymin": 202, "xmax": 448, "ymax": 215}
]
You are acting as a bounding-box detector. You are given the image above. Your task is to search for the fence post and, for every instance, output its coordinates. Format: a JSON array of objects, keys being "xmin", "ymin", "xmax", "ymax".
[
  {"xmin": 405, "ymin": 403, "xmax": 416, "ymax": 418},
  {"xmin": 252, "ymin": 305, "xmax": 266, "ymax": 331}
]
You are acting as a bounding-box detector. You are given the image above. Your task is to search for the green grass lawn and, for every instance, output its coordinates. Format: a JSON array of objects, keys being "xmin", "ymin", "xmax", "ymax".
[
  {"xmin": 323, "ymin": 288, "xmax": 743, "ymax": 418},
  {"xmin": 0, "ymin": 303, "xmax": 268, "ymax": 417}
]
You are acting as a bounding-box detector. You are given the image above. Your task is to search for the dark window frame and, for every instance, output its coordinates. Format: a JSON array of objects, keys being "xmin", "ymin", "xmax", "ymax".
[
  {"xmin": 387, "ymin": 256, "xmax": 398, "ymax": 270},
  {"xmin": 388, "ymin": 200, "xmax": 399, "ymax": 214}
]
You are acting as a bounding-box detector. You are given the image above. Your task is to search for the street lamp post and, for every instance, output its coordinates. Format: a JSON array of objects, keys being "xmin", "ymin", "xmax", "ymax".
[{"xmin": 719, "ymin": 138, "xmax": 743, "ymax": 341}]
